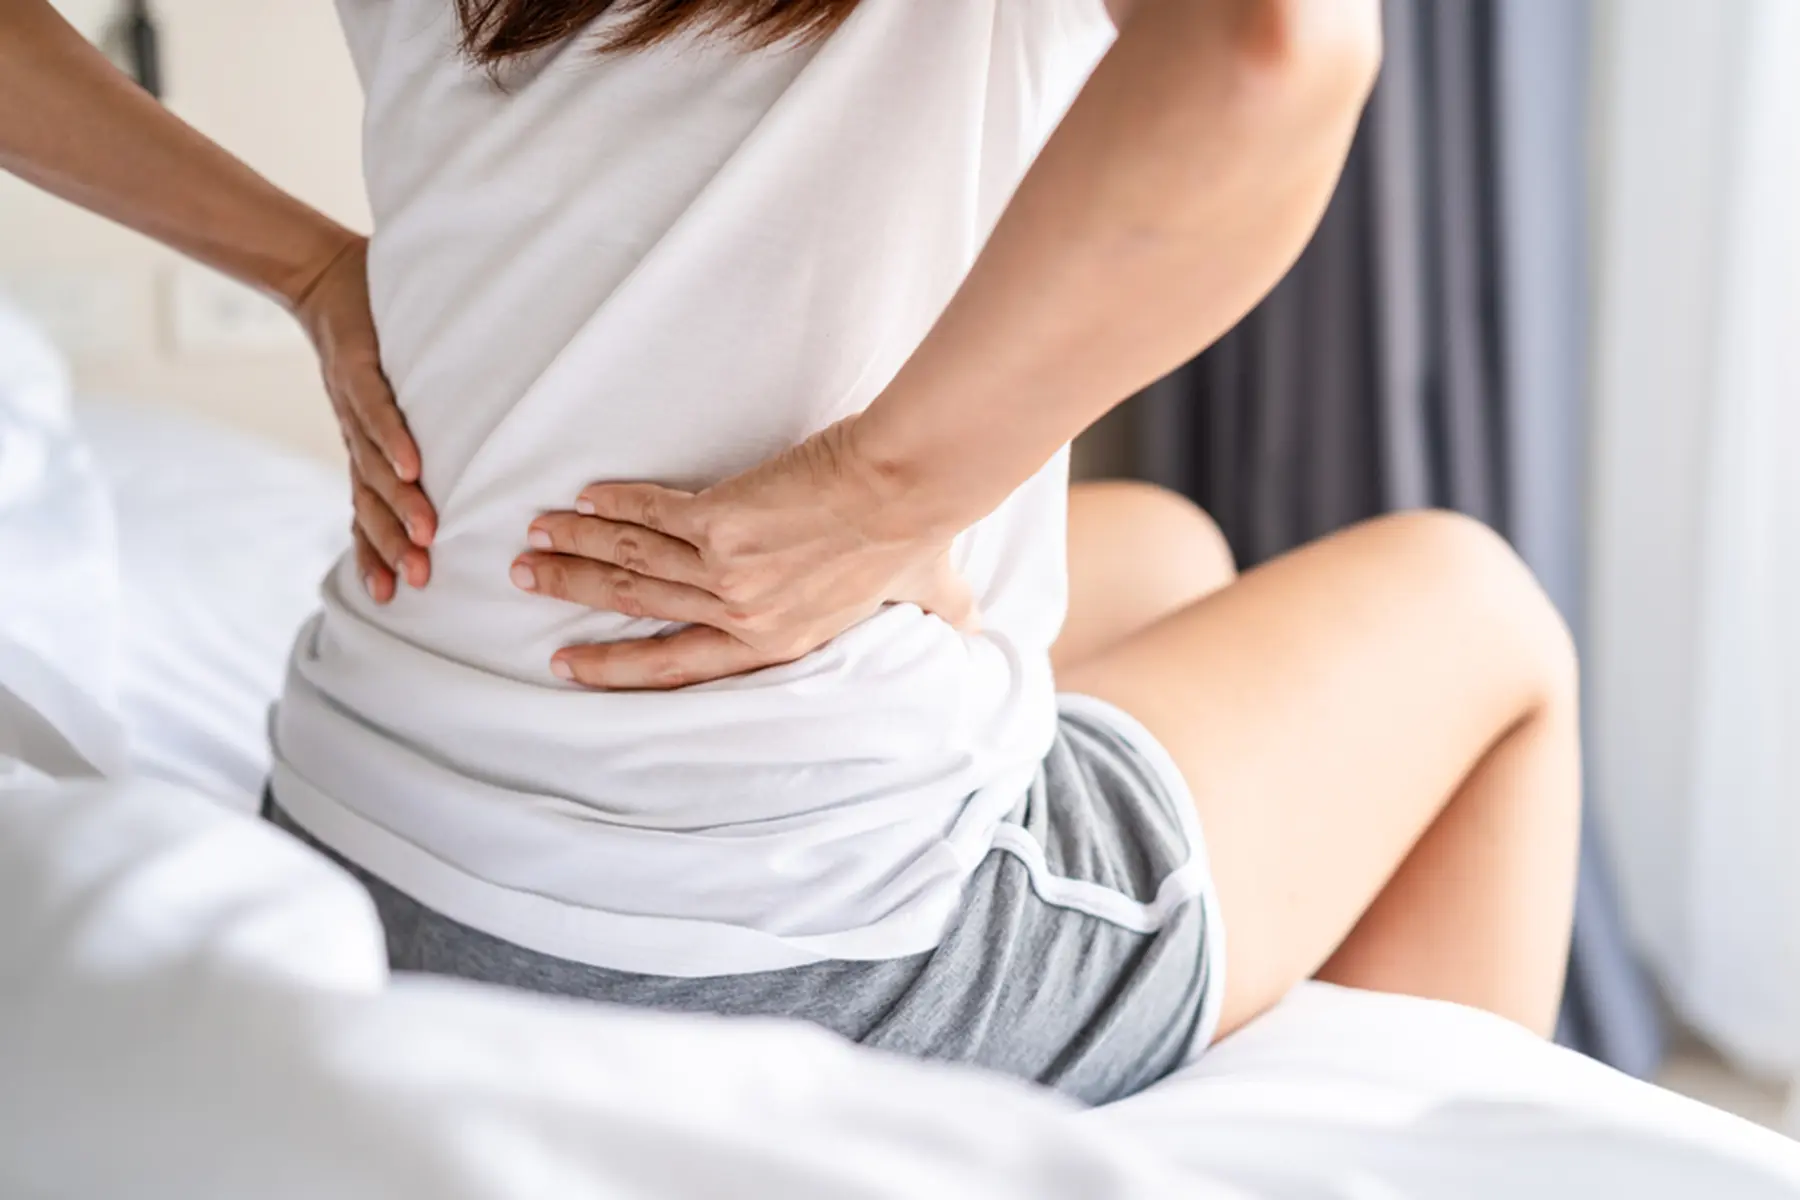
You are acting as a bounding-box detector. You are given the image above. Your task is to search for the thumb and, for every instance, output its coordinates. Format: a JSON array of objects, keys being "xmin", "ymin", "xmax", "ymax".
[{"xmin": 895, "ymin": 552, "xmax": 981, "ymax": 634}]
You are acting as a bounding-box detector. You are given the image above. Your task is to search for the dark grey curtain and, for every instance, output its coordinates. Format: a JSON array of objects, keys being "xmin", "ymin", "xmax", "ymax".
[{"xmin": 1121, "ymin": 0, "xmax": 1664, "ymax": 1077}]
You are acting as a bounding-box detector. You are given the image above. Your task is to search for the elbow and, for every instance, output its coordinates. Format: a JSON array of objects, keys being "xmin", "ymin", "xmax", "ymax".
[{"xmin": 1231, "ymin": 0, "xmax": 1383, "ymax": 116}]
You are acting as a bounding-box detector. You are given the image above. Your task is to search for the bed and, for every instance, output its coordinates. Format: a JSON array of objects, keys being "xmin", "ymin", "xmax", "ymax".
[{"xmin": 3, "ymin": 302, "xmax": 1798, "ymax": 1198}]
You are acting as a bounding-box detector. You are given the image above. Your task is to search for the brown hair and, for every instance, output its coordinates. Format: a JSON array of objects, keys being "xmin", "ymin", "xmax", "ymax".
[{"xmin": 454, "ymin": 0, "xmax": 861, "ymax": 62}]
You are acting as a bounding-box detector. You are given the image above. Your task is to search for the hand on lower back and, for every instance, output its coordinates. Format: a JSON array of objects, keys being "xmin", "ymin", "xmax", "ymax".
[
  {"xmin": 292, "ymin": 235, "xmax": 436, "ymax": 603},
  {"xmin": 513, "ymin": 417, "xmax": 979, "ymax": 689}
]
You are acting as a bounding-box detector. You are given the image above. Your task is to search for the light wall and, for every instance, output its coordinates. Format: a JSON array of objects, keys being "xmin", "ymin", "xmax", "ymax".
[{"xmin": 1, "ymin": 0, "xmax": 368, "ymax": 461}]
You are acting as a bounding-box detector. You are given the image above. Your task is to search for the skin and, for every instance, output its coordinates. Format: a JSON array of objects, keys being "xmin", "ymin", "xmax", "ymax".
[
  {"xmin": 511, "ymin": 0, "xmax": 1578, "ymax": 1036},
  {"xmin": 0, "ymin": 0, "xmax": 432, "ymax": 600},
  {"xmin": 3, "ymin": 0, "xmax": 1577, "ymax": 1039},
  {"xmin": 511, "ymin": 0, "xmax": 1387, "ymax": 684},
  {"xmin": 1059, "ymin": 486, "xmax": 1578, "ymax": 1038},
  {"xmin": 1052, "ymin": 479, "xmax": 1239, "ymax": 673}
]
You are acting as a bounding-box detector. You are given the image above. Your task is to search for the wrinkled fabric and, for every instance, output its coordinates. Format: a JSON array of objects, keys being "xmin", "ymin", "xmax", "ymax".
[
  {"xmin": 4, "ymin": 761, "xmax": 1800, "ymax": 1199},
  {"xmin": 0, "ymin": 297, "xmax": 124, "ymax": 777}
]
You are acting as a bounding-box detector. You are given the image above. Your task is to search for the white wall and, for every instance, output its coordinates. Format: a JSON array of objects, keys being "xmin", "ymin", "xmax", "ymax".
[{"xmin": 1, "ymin": 1, "xmax": 369, "ymax": 460}]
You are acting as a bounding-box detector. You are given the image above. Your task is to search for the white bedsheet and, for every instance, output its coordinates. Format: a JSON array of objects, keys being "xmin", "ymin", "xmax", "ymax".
[
  {"xmin": 3, "ymin": 326, "xmax": 1798, "ymax": 1195},
  {"xmin": 0, "ymin": 301, "xmax": 126, "ymax": 779},
  {"xmin": 74, "ymin": 397, "xmax": 347, "ymax": 809},
  {"xmin": 3, "ymin": 764, "xmax": 1798, "ymax": 1199}
]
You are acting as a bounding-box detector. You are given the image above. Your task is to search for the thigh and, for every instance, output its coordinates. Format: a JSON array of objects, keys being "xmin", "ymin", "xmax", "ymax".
[
  {"xmin": 1056, "ymin": 480, "xmax": 1236, "ymax": 671},
  {"xmin": 1058, "ymin": 510, "xmax": 1578, "ymax": 1038}
]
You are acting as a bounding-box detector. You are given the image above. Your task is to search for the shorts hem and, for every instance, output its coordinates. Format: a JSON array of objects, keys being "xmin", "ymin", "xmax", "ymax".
[{"xmin": 1055, "ymin": 691, "xmax": 1229, "ymax": 1060}]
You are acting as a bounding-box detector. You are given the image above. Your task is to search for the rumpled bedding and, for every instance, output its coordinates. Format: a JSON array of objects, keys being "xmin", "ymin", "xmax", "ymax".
[
  {"xmin": 7, "ymin": 767, "xmax": 1800, "ymax": 1199},
  {"xmin": 0, "ymin": 298, "xmax": 127, "ymax": 779},
  {"xmin": 3, "ymin": 297, "xmax": 1798, "ymax": 1198}
]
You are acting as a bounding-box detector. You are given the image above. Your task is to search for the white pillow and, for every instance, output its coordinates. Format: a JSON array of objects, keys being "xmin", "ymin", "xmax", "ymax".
[
  {"xmin": 0, "ymin": 298, "xmax": 126, "ymax": 777},
  {"xmin": 75, "ymin": 399, "xmax": 348, "ymax": 811}
]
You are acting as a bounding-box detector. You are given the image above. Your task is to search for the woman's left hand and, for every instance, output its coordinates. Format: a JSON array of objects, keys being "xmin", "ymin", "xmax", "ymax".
[{"xmin": 510, "ymin": 419, "xmax": 978, "ymax": 689}]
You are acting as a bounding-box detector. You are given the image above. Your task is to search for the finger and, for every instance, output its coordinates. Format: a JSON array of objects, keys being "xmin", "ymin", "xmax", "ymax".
[
  {"xmin": 355, "ymin": 529, "xmax": 396, "ymax": 604},
  {"xmin": 575, "ymin": 482, "xmax": 701, "ymax": 542},
  {"xmin": 353, "ymin": 483, "xmax": 430, "ymax": 589},
  {"xmin": 340, "ymin": 357, "xmax": 422, "ymax": 484},
  {"xmin": 512, "ymin": 553, "xmax": 727, "ymax": 626},
  {"xmin": 527, "ymin": 513, "xmax": 709, "ymax": 590},
  {"xmin": 553, "ymin": 626, "xmax": 780, "ymax": 691},
  {"xmin": 347, "ymin": 425, "xmax": 436, "ymax": 548}
]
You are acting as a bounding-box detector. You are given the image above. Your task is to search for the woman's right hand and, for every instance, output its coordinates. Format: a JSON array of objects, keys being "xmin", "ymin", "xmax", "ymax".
[{"xmin": 291, "ymin": 236, "xmax": 435, "ymax": 603}]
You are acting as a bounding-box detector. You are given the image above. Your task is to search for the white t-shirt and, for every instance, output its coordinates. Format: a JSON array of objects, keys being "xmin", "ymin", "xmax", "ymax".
[{"xmin": 271, "ymin": 0, "xmax": 1117, "ymax": 976}]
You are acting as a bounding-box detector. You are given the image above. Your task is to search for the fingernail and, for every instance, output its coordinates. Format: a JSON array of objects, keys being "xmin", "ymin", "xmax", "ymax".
[
  {"xmin": 576, "ymin": 498, "xmax": 596, "ymax": 516},
  {"xmin": 362, "ymin": 572, "xmax": 377, "ymax": 599},
  {"xmin": 511, "ymin": 562, "xmax": 537, "ymax": 591},
  {"xmin": 551, "ymin": 658, "xmax": 574, "ymax": 680},
  {"xmin": 403, "ymin": 517, "xmax": 418, "ymax": 542},
  {"xmin": 528, "ymin": 528, "xmax": 552, "ymax": 550}
]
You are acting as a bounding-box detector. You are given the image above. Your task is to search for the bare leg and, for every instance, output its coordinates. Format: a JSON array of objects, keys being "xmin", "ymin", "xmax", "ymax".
[
  {"xmin": 1058, "ymin": 504, "xmax": 1580, "ymax": 1039},
  {"xmin": 1055, "ymin": 480, "xmax": 1237, "ymax": 671}
]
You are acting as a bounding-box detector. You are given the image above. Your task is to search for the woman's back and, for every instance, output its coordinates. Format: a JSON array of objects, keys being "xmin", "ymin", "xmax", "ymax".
[{"xmin": 271, "ymin": 0, "xmax": 1115, "ymax": 976}]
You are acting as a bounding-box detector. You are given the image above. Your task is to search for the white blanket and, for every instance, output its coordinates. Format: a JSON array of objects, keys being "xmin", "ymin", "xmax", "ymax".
[
  {"xmin": 0, "ymin": 300, "xmax": 126, "ymax": 779},
  {"xmin": 4, "ymin": 765, "xmax": 1799, "ymax": 1198},
  {"xmin": 3, "ymin": 308, "xmax": 1798, "ymax": 1197}
]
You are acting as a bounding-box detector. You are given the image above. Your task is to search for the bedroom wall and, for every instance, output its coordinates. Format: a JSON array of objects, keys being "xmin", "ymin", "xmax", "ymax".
[{"xmin": 0, "ymin": 0, "xmax": 366, "ymax": 461}]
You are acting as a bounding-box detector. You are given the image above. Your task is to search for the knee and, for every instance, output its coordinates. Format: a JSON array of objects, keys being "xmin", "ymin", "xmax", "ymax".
[
  {"xmin": 1139, "ymin": 484, "xmax": 1237, "ymax": 595},
  {"xmin": 1374, "ymin": 509, "xmax": 1579, "ymax": 709},
  {"xmin": 1074, "ymin": 480, "xmax": 1237, "ymax": 596}
]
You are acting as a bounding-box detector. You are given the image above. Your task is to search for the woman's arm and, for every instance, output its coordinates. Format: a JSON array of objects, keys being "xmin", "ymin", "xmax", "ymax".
[
  {"xmin": 518, "ymin": 0, "xmax": 1382, "ymax": 688},
  {"xmin": 1, "ymin": 0, "xmax": 350, "ymax": 306},
  {"xmin": 0, "ymin": 0, "xmax": 434, "ymax": 599},
  {"xmin": 852, "ymin": 0, "xmax": 1382, "ymax": 530}
]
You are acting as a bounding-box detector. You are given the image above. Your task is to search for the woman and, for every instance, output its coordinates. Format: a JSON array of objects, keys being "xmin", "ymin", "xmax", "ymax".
[{"xmin": 2, "ymin": 0, "xmax": 1577, "ymax": 1104}]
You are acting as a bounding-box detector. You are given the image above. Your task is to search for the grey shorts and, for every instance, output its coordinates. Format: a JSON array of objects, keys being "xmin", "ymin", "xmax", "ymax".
[{"xmin": 265, "ymin": 694, "xmax": 1225, "ymax": 1106}]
